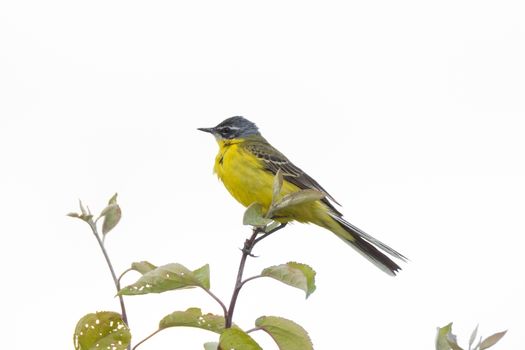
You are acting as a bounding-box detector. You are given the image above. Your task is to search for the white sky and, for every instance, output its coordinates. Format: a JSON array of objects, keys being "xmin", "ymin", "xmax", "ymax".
[{"xmin": 1, "ymin": 1, "xmax": 524, "ymax": 349}]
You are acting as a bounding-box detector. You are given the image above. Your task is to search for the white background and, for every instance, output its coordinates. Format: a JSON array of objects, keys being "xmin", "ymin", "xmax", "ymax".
[{"xmin": 1, "ymin": 1, "xmax": 524, "ymax": 349}]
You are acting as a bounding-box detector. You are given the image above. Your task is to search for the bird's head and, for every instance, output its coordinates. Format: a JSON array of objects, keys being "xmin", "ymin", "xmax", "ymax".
[{"xmin": 198, "ymin": 116, "xmax": 260, "ymax": 140}]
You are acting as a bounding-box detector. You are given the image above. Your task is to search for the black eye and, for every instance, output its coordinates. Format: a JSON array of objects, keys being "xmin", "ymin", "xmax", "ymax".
[{"xmin": 222, "ymin": 127, "xmax": 232, "ymax": 133}]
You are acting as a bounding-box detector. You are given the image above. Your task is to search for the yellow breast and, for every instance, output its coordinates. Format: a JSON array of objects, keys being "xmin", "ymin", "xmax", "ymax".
[
  {"xmin": 214, "ymin": 140, "xmax": 275, "ymax": 210},
  {"xmin": 212, "ymin": 139, "xmax": 332, "ymax": 228}
]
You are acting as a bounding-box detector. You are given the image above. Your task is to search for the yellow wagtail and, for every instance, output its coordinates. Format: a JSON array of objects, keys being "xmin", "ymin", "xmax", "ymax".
[{"xmin": 199, "ymin": 116, "xmax": 406, "ymax": 275}]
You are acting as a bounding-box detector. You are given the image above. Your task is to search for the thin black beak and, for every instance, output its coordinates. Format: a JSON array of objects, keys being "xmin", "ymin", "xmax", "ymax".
[{"xmin": 197, "ymin": 127, "xmax": 214, "ymax": 133}]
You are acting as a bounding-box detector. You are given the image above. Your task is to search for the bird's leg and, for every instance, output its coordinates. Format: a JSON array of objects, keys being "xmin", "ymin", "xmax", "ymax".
[{"xmin": 254, "ymin": 222, "xmax": 288, "ymax": 245}]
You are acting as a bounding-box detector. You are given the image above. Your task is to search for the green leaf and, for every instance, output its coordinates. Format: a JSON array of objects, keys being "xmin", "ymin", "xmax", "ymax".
[
  {"xmin": 479, "ymin": 330, "xmax": 506, "ymax": 350},
  {"xmin": 79, "ymin": 199, "xmax": 88, "ymax": 216},
  {"xmin": 118, "ymin": 263, "xmax": 210, "ymax": 295},
  {"xmin": 469, "ymin": 325, "xmax": 479, "ymax": 350},
  {"xmin": 99, "ymin": 203, "xmax": 117, "ymax": 218},
  {"xmin": 204, "ymin": 342, "xmax": 219, "ymax": 350},
  {"xmin": 68, "ymin": 200, "xmax": 93, "ymax": 222},
  {"xmin": 73, "ymin": 311, "xmax": 130, "ymax": 350},
  {"xmin": 272, "ymin": 169, "xmax": 284, "ymax": 203},
  {"xmin": 100, "ymin": 193, "xmax": 122, "ymax": 235},
  {"xmin": 243, "ymin": 203, "xmax": 272, "ymax": 227},
  {"xmin": 264, "ymin": 221, "xmax": 282, "ymax": 233},
  {"xmin": 108, "ymin": 193, "xmax": 118, "ymax": 205},
  {"xmin": 473, "ymin": 337, "xmax": 482, "ymax": 350},
  {"xmin": 219, "ymin": 328, "xmax": 262, "ymax": 350},
  {"xmin": 131, "ymin": 261, "xmax": 157, "ymax": 274},
  {"xmin": 255, "ymin": 316, "xmax": 313, "ymax": 350},
  {"xmin": 192, "ymin": 264, "xmax": 211, "ymax": 290},
  {"xmin": 159, "ymin": 308, "xmax": 227, "ymax": 334},
  {"xmin": 261, "ymin": 262, "xmax": 316, "ymax": 298},
  {"xmin": 436, "ymin": 323, "xmax": 453, "ymax": 350},
  {"xmin": 102, "ymin": 204, "xmax": 121, "ymax": 235},
  {"xmin": 447, "ymin": 332, "xmax": 464, "ymax": 350},
  {"xmin": 271, "ymin": 189, "xmax": 325, "ymax": 213},
  {"xmin": 68, "ymin": 213, "xmax": 93, "ymax": 222}
]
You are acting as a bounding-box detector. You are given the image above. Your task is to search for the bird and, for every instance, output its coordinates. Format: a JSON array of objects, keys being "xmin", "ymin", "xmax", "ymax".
[{"xmin": 198, "ymin": 116, "xmax": 406, "ymax": 275}]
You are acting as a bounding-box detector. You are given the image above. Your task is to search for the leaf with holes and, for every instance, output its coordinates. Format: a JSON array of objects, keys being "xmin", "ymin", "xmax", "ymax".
[
  {"xmin": 159, "ymin": 308, "xmax": 229, "ymax": 334},
  {"xmin": 118, "ymin": 263, "xmax": 210, "ymax": 295},
  {"xmin": 219, "ymin": 328, "xmax": 262, "ymax": 350},
  {"xmin": 480, "ymin": 330, "xmax": 507, "ymax": 350},
  {"xmin": 131, "ymin": 261, "xmax": 157, "ymax": 274},
  {"xmin": 100, "ymin": 193, "xmax": 121, "ymax": 235},
  {"xmin": 243, "ymin": 202, "xmax": 272, "ymax": 227},
  {"xmin": 73, "ymin": 311, "xmax": 130, "ymax": 350},
  {"xmin": 255, "ymin": 316, "xmax": 313, "ymax": 350},
  {"xmin": 261, "ymin": 262, "xmax": 316, "ymax": 298}
]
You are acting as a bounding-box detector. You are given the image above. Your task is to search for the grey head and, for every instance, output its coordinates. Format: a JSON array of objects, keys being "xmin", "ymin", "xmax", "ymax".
[{"xmin": 198, "ymin": 116, "xmax": 260, "ymax": 139}]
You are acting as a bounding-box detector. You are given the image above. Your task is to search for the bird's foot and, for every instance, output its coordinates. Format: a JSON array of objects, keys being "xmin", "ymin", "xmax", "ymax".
[{"xmin": 254, "ymin": 222, "xmax": 288, "ymax": 244}]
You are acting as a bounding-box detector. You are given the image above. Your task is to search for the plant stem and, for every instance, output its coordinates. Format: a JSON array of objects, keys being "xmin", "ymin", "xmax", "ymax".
[
  {"xmin": 202, "ymin": 287, "xmax": 228, "ymax": 320},
  {"xmin": 225, "ymin": 222, "xmax": 289, "ymax": 329},
  {"xmin": 132, "ymin": 329, "xmax": 162, "ymax": 350},
  {"xmin": 87, "ymin": 220, "xmax": 129, "ymax": 327},
  {"xmin": 225, "ymin": 228, "xmax": 261, "ymax": 328},
  {"xmin": 117, "ymin": 268, "xmax": 133, "ymax": 288},
  {"xmin": 239, "ymin": 275, "xmax": 264, "ymax": 289},
  {"xmin": 254, "ymin": 222, "xmax": 287, "ymax": 244},
  {"xmin": 246, "ymin": 327, "xmax": 262, "ymax": 333}
]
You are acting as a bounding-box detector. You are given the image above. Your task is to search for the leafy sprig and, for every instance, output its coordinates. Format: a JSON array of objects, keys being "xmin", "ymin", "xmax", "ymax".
[
  {"xmin": 436, "ymin": 323, "xmax": 506, "ymax": 350},
  {"xmin": 70, "ymin": 172, "xmax": 321, "ymax": 349}
]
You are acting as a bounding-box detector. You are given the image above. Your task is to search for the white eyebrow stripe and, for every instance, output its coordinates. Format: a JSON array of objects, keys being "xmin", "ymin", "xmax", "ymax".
[{"xmin": 218, "ymin": 126, "xmax": 240, "ymax": 130}]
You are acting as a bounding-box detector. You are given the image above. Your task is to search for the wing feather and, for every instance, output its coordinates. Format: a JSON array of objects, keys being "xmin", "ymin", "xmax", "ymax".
[{"xmin": 242, "ymin": 141, "xmax": 342, "ymax": 215}]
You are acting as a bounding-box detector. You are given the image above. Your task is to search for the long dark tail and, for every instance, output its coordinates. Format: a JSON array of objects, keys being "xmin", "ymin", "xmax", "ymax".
[{"xmin": 330, "ymin": 214, "xmax": 407, "ymax": 276}]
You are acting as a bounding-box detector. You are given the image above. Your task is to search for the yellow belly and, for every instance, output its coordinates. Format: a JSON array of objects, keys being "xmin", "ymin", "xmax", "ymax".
[{"xmin": 213, "ymin": 141, "xmax": 337, "ymax": 228}]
